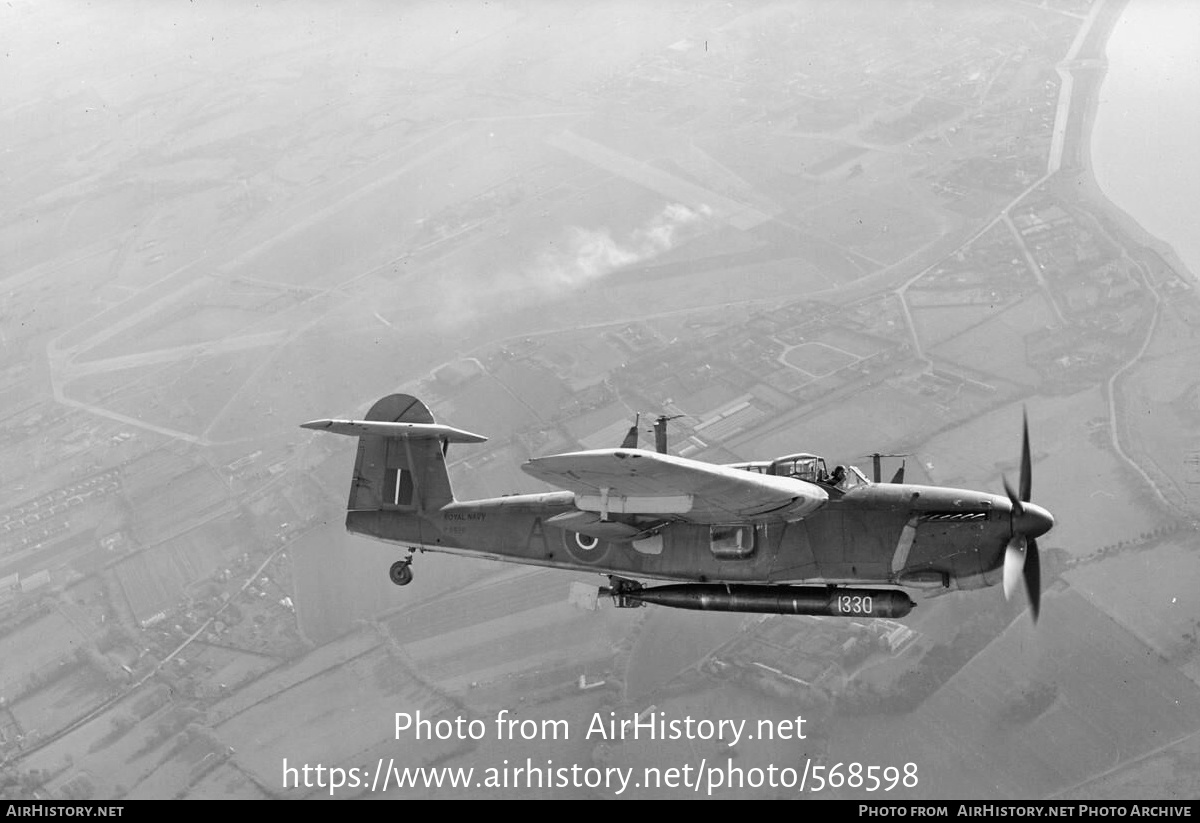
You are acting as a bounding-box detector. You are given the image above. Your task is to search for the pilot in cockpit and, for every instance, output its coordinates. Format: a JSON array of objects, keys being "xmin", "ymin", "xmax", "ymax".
[{"xmin": 829, "ymin": 464, "xmax": 870, "ymax": 491}]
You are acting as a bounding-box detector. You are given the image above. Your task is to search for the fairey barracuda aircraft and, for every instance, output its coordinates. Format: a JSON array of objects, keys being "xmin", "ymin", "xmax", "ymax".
[{"xmin": 302, "ymin": 394, "xmax": 1053, "ymax": 622}]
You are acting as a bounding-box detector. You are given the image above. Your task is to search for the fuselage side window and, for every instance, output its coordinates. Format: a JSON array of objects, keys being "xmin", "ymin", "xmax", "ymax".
[{"xmin": 709, "ymin": 524, "xmax": 756, "ymax": 559}]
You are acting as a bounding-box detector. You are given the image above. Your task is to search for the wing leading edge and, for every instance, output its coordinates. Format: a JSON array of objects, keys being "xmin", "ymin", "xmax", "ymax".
[
  {"xmin": 300, "ymin": 419, "xmax": 488, "ymax": 443},
  {"xmin": 522, "ymin": 448, "xmax": 828, "ymax": 524}
]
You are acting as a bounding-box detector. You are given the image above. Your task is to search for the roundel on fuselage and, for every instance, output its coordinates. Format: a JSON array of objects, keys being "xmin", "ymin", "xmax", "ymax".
[{"xmin": 560, "ymin": 529, "xmax": 614, "ymax": 565}]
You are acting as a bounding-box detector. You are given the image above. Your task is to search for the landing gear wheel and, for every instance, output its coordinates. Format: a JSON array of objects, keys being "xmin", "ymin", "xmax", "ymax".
[{"xmin": 389, "ymin": 559, "xmax": 414, "ymax": 587}]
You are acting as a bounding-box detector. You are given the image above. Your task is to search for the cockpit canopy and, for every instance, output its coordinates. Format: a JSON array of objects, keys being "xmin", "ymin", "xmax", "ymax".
[
  {"xmin": 728, "ymin": 452, "xmax": 869, "ymax": 491},
  {"xmin": 771, "ymin": 453, "xmax": 826, "ymax": 483}
]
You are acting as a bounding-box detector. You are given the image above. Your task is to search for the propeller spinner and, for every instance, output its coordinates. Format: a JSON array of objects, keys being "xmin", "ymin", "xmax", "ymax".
[{"xmin": 1001, "ymin": 410, "xmax": 1055, "ymax": 622}]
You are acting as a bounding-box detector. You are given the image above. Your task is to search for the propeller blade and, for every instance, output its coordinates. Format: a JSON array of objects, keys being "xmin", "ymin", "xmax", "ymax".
[
  {"xmin": 1003, "ymin": 476, "xmax": 1024, "ymax": 517},
  {"xmin": 889, "ymin": 462, "xmax": 905, "ymax": 484},
  {"xmin": 1024, "ymin": 537, "xmax": 1041, "ymax": 623},
  {"xmin": 1001, "ymin": 410, "xmax": 1048, "ymax": 623},
  {"xmin": 1003, "ymin": 535, "xmax": 1026, "ymax": 601},
  {"xmin": 1020, "ymin": 408, "xmax": 1032, "ymax": 503}
]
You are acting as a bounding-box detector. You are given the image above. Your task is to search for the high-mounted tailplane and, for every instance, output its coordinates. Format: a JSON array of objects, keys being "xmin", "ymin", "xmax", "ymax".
[{"xmin": 301, "ymin": 394, "xmax": 486, "ymax": 513}]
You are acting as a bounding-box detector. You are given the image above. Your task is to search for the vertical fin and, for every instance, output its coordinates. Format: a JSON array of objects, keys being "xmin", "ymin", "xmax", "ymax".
[{"xmin": 347, "ymin": 394, "xmax": 456, "ymax": 512}]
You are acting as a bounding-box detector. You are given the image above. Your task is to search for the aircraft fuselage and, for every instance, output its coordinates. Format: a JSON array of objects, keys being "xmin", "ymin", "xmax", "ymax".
[{"xmin": 346, "ymin": 482, "xmax": 1022, "ymax": 595}]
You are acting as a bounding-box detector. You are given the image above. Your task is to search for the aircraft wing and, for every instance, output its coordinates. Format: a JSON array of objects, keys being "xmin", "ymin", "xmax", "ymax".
[{"xmin": 522, "ymin": 448, "xmax": 828, "ymax": 524}]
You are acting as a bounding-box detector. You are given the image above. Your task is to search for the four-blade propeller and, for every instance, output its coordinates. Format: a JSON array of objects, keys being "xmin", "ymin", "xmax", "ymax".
[{"xmin": 1001, "ymin": 410, "xmax": 1054, "ymax": 623}]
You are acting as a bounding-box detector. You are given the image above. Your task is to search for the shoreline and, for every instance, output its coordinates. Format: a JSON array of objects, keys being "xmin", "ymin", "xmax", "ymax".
[
  {"xmin": 1057, "ymin": 0, "xmax": 1198, "ymax": 519},
  {"xmin": 1059, "ymin": 0, "xmax": 1198, "ymax": 288}
]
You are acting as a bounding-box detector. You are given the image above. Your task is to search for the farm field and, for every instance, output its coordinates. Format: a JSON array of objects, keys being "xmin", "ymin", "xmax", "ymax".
[{"xmin": 827, "ymin": 588, "xmax": 1200, "ymax": 799}]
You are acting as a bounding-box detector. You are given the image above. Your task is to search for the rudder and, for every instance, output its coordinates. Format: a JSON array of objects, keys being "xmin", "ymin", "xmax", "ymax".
[{"xmin": 347, "ymin": 394, "xmax": 457, "ymax": 513}]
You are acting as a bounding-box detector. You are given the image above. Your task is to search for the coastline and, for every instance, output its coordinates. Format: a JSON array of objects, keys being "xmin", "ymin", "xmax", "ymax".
[
  {"xmin": 1060, "ymin": 0, "xmax": 1198, "ymax": 288},
  {"xmin": 1057, "ymin": 0, "xmax": 1200, "ymax": 519}
]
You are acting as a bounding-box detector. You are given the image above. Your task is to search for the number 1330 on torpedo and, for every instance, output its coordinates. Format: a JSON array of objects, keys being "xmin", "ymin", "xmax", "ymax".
[{"xmin": 302, "ymin": 393, "xmax": 1053, "ymax": 622}]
